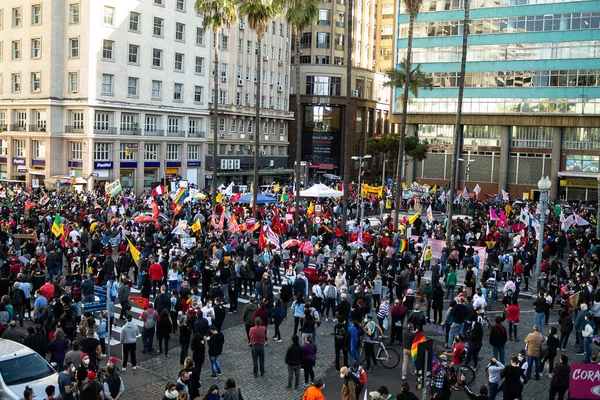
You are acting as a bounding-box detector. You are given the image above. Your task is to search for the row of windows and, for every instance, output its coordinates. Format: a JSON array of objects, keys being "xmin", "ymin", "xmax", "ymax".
[
  {"xmin": 401, "ymin": 40, "xmax": 600, "ymax": 64},
  {"xmin": 431, "ymin": 69, "xmax": 600, "ymax": 88},
  {"xmin": 306, "ymin": 76, "xmax": 343, "ymax": 96},
  {"xmin": 0, "ymin": 5, "xmax": 42, "ymax": 29},
  {"xmin": 562, "ymin": 128, "xmax": 600, "ymax": 150},
  {"xmin": 0, "ymin": 110, "xmax": 46, "ymax": 132},
  {"xmin": 95, "ymin": 142, "xmax": 191, "ymax": 162},
  {"xmin": 8, "ymin": 139, "xmax": 47, "ymax": 159},
  {"xmin": 0, "ymin": 38, "xmax": 43, "ymax": 62},
  {"xmin": 400, "ymin": 12, "xmax": 600, "ymax": 38},
  {"xmin": 2, "ymin": 72, "xmax": 43, "ymax": 94},
  {"xmin": 294, "ymin": 55, "xmax": 345, "ymax": 65},
  {"xmin": 300, "ymin": 32, "xmax": 345, "ymax": 50},
  {"xmin": 414, "ymin": 0, "xmax": 588, "ymax": 13}
]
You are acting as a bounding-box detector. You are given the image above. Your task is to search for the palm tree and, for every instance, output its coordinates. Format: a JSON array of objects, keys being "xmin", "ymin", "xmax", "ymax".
[
  {"xmin": 446, "ymin": 0, "xmax": 470, "ymax": 247},
  {"xmin": 194, "ymin": 0, "xmax": 237, "ymax": 212},
  {"xmin": 393, "ymin": 0, "xmax": 423, "ymax": 231},
  {"xmin": 238, "ymin": 0, "xmax": 283, "ymax": 209},
  {"xmin": 383, "ymin": 59, "xmax": 433, "ymax": 99},
  {"xmin": 285, "ymin": 0, "xmax": 319, "ymax": 230}
]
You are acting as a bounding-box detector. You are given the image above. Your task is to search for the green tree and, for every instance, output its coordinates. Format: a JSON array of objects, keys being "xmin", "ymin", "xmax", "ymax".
[
  {"xmin": 194, "ymin": 0, "xmax": 237, "ymax": 211},
  {"xmin": 238, "ymin": 0, "xmax": 283, "ymax": 208},
  {"xmin": 383, "ymin": 60, "xmax": 434, "ymax": 100},
  {"xmin": 393, "ymin": 0, "xmax": 423, "ymax": 230},
  {"xmin": 286, "ymin": 0, "xmax": 319, "ymax": 229}
]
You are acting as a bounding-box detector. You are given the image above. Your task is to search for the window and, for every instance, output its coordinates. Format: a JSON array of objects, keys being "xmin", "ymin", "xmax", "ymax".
[
  {"xmin": 0, "ymin": 44, "xmax": 3, "ymax": 62},
  {"xmin": 129, "ymin": 12, "xmax": 140, "ymax": 32},
  {"xmin": 565, "ymin": 154, "xmax": 599, "ymax": 173},
  {"xmin": 248, "ymin": 120, "xmax": 253, "ymax": 133},
  {"xmin": 0, "ymin": 139, "xmax": 6, "ymax": 156},
  {"xmin": 236, "ymin": 91, "xmax": 241, "ymax": 105},
  {"xmin": 176, "ymin": 0, "xmax": 186, "ymax": 11},
  {"xmin": 154, "ymin": 0, "xmax": 164, "ymax": 5},
  {"xmin": 219, "ymin": 119, "xmax": 225, "ymax": 132},
  {"xmin": 72, "ymin": 111, "xmax": 84, "ymax": 129},
  {"xmin": 145, "ymin": 116, "xmax": 159, "ymax": 134},
  {"xmin": 221, "ymin": 63, "xmax": 228, "ymax": 79},
  {"xmin": 173, "ymin": 83, "xmax": 183, "ymax": 100},
  {"xmin": 102, "ymin": 40, "xmax": 114, "ymax": 60},
  {"xmin": 231, "ymin": 119, "xmax": 237, "ymax": 132},
  {"xmin": 196, "ymin": 27, "xmax": 205, "ymax": 45},
  {"xmin": 247, "ymin": 40, "xmax": 252, "ymax": 54},
  {"xmin": 188, "ymin": 145, "xmax": 199, "ymax": 161},
  {"xmin": 11, "ymin": 73, "xmax": 21, "ymax": 92},
  {"xmin": 152, "ymin": 80, "xmax": 162, "ymax": 99},
  {"xmin": 70, "ymin": 142, "xmax": 83, "ymax": 160},
  {"xmin": 153, "ymin": 17, "xmax": 164, "ymax": 36},
  {"xmin": 127, "ymin": 77, "xmax": 139, "ymax": 97},
  {"xmin": 12, "ymin": 40, "xmax": 21, "ymax": 60},
  {"xmin": 316, "ymin": 56, "xmax": 329, "ymax": 64},
  {"xmin": 31, "ymin": 4, "xmax": 42, "ymax": 25},
  {"xmin": 221, "ymin": 35, "xmax": 229, "ymax": 51},
  {"xmin": 318, "ymin": 9, "xmax": 331, "ymax": 25},
  {"xmin": 301, "ymin": 33, "xmax": 312, "ymax": 49},
  {"xmin": 94, "ymin": 112, "xmax": 110, "ymax": 130},
  {"xmin": 167, "ymin": 117, "xmax": 180, "ymax": 133},
  {"xmin": 306, "ymin": 75, "xmax": 342, "ymax": 95},
  {"xmin": 68, "ymin": 37, "xmax": 79, "ymax": 58},
  {"xmin": 335, "ymin": 34, "xmax": 344, "ymax": 50},
  {"xmin": 194, "ymin": 56, "xmax": 204, "ymax": 74},
  {"xmin": 103, "ymin": 6, "xmax": 114, "ymax": 26},
  {"xmin": 0, "ymin": 10, "xmax": 3, "ymax": 30},
  {"xmin": 12, "ymin": 7, "xmax": 22, "ymax": 27},
  {"xmin": 246, "ymin": 67, "xmax": 250, "ymax": 80},
  {"xmin": 14, "ymin": 140, "xmax": 26, "ymax": 157},
  {"xmin": 120, "ymin": 143, "xmax": 136, "ymax": 160},
  {"xmin": 336, "ymin": 11, "xmax": 345, "ymax": 27},
  {"xmin": 219, "ymin": 90, "xmax": 227, "ymax": 104},
  {"xmin": 31, "ymin": 38, "xmax": 41, "ymax": 59},
  {"xmin": 101, "ymin": 74, "xmax": 113, "ymax": 94},
  {"xmin": 68, "ymin": 72, "xmax": 78, "ymax": 92},
  {"xmin": 174, "ymin": 53, "xmax": 184, "ymax": 71},
  {"xmin": 317, "ymin": 33, "xmax": 330, "ymax": 48},
  {"xmin": 194, "ymin": 86, "xmax": 204, "ymax": 103},
  {"xmin": 30, "ymin": 72, "xmax": 41, "ymax": 92},
  {"xmin": 94, "ymin": 143, "xmax": 111, "ymax": 161},
  {"xmin": 69, "ymin": 3, "xmax": 80, "ymax": 24},
  {"xmin": 152, "ymin": 48, "xmax": 163, "ymax": 67},
  {"xmin": 33, "ymin": 140, "xmax": 46, "ymax": 158},
  {"xmin": 175, "ymin": 22, "xmax": 185, "ymax": 41},
  {"xmin": 128, "ymin": 44, "xmax": 139, "ymax": 64},
  {"xmin": 166, "ymin": 144, "xmax": 180, "ymax": 160},
  {"xmin": 238, "ymin": 38, "xmax": 243, "ymax": 52}
]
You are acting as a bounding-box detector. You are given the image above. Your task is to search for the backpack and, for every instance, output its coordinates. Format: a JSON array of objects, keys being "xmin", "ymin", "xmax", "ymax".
[
  {"xmin": 503, "ymin": 254, "xmax": 510, "ymax": 265},
  {"xmin": 39, "ymin": 303, "xmax": 54, "ymax": 326},
  {"xmin": 174, "ymin": 297, "xmax": 182, "ymax": 312},
  {"xmin": 11, "ymin": 289, "xmax": 23, "ymax": 306},
  {"xmin": 303, "ymin": 312, "xmax": 315, "ymax": 331},
  {"xmin": 458, "ymin": 346, "xmax": 467, "ymax": 363},
  {"xmin": 145, "ymin": 311, "xmax": 156, "ymax": 329}
]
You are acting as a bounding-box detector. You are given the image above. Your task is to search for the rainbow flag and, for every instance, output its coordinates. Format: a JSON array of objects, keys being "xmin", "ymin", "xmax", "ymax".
[
  {"xmin": 397, "ymin": 238, "xmax": 407, "ymax": 254},
  {"xmin": 411, "ymin": 331, "xmax": 426, "ymax": 366},
  {"xmin": 173, "ymin": 188, "xmax": 188, "ymax": 204}
]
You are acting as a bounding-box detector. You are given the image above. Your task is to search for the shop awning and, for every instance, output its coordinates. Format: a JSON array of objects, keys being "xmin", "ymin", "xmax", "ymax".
[
  {"xmin": 28, "ymin": 170, "xmax": 46, "ymax": 176},
  {"xmin": 309, "ymin": 163, "xmax": 334, "ymax": 170}
]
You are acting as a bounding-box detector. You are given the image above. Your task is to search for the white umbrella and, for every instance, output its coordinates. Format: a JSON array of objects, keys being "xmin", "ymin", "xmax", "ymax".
[{"xmin": 300, "ymin": 183, "xmax": 343, "ymax": 198}]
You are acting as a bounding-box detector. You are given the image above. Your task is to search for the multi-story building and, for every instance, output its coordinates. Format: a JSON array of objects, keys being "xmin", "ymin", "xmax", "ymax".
[
  {"xmin": 395, "ymin": 0, "xmax": 600, "ymax": 201},
  {"xmin": 288, "ymin": 0, "xmax": 391, "ymax": 179},
  {"xmin": 206, "ymin": 16, "xmax": 294, "ymax": 187},
  {"xmin": 0, "ymin": 0, "xmax": 210, "ymax": 192}
]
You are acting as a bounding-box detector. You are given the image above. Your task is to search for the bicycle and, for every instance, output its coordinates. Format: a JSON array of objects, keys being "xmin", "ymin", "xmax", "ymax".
[
  {"xmin": 360, "ymin": 340, "xmax": 400, "ymax": 369},
  {"xmin": 433, "ymin": 343, "xmax": 476, "ymax": 386}
]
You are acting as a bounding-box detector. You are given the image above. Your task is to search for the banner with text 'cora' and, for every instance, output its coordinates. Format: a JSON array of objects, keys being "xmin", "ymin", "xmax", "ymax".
[{"xmin": 570, "ymin": 363, "xmax": 600, "ymax": 398}]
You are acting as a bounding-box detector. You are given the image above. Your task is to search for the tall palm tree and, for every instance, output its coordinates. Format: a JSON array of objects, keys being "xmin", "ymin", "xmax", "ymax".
[
  {"xmin": 383, "ymin": 60, "xmax": 434, "ymax": 99},
  {"xmin": 285, "ymin": 0, "xmax": 319, "ymax": 230},
  {"xmin": 393, "ymin": 0, "xmax": 423, "ymax": 231},
  {"xmin": 446, "ymin": 0, "xmax": 470, "ymax": 247},
  {"xmin": 238, "ymin": 0, "xmax": 283, "ymax": 209},
  {"xmin": 194, "ymin": 0, "xmax": 237, "ymax": 212},
  {"xmin": 341, "ymin": 0, "xmax": 354, "ymax": 229}
]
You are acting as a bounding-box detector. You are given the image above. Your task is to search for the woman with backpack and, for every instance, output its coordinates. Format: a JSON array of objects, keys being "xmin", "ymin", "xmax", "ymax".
[
  {"xmin": 301, "ymin": 335, "xmax": 317, "ymax": 386},
  {"xmin": 157, "ymin": 310, "xmax": 173, "ymax": 357},
  {"xmin": 291, "ymin": 294, "xmax": 306, "ymax": 336},
  {"xmin": 558, "ymin": 307, "xmax": 573, "ymax": 351}
]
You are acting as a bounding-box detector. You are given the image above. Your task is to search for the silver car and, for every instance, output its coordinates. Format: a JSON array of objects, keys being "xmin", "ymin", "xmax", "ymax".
[{"xmin": 0, "ymin": 339, "xmax": 59, "ymax": 400}]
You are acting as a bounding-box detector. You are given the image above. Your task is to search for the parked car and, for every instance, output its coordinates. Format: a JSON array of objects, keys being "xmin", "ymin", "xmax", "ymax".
[{"xmin": 0, "ymin": 339, "xmax": 59, "ymax": 400}]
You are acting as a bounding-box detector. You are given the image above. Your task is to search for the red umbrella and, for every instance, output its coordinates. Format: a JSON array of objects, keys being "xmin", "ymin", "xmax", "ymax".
[
  {"xmin": 351, "ymin": 232, "xmax": 373, "ymax": 243},
  {"xmin": 301, "ymin": 241, "xmax": 315, "ymax": 256},
  {"xmin": 133, "ymin": 215, "xmax": 157, "ymax": 224},
  {"xmin": 282, "ymin": 239, "xmax": 303, "ymax": 249}
]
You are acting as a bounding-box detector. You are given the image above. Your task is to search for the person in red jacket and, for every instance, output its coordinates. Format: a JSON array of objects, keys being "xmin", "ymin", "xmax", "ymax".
[
  {"xmin": 253, "ymin": 300, "xmax": 270, "ymax": 344},
  {"xmin": 149, "ymin": 259, "xmax": 163, "ymax": 298},
  {"xmin": 507, "ymin": 302, "xmax": 520, "ymax": 342}
]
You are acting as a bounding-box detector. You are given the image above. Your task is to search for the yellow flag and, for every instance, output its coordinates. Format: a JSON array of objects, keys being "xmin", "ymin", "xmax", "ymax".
[
  {"xmin": 408, "ymin": 209, "xmax": 421, "ymax": 225},
  {"xmin": 280, "ymin": 186, "xmax": 286, "ymax": 203},
  {"xmin": 432, "ymin": 185, "xmax": 437, "ymax": 193},
  {"xmin": 402, "ymin": 182, "xmax": 407, "ymax": 189},
  {"xmin": 216, "ymin": 192, "xmax": 223, "ymax": 203},
  {"xmin": 127, "ymin": 237, "xmax": 141, "ymax": 264},
  {"xmin": 273, "ymin": 183, "xmax": 280, "ymax": 193},
  {"xmin": 308, "ymin": 202, "xmax": 314, "ymax": 215},
  {"xmin": 191, "ymin": 219, "xmax": 201, "ymax": 232},
  {"xmin": 90, "ymin": 221, "xmax": 99, "ymax": 232}
]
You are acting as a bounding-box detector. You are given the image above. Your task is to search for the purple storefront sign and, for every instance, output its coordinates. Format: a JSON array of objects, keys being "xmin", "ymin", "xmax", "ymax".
[{"xmin": 570, "ymin": 363, "xmax": 600, "ymax": 398}]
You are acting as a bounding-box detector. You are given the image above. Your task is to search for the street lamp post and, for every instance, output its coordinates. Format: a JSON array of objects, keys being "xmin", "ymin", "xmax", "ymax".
[
  {"xmin": 596, "ymin": 172, "xmax": 600, "ymax": 238},
  {"xmin": 535, "ymin": 176, "xmax": 552, "ymax": 279},
  {"xmin": 458, "ymin": 158, "xmax": 475, "ymax": 183},
  {"xmin": 351, "ymin": 154, "xmax": 372, "ymax": 225}
]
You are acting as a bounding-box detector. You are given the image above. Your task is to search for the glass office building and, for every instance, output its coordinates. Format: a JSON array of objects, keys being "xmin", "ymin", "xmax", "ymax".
[{"xmin": 394, "ymin": 0, "xmax": 600, "ymax": 201}]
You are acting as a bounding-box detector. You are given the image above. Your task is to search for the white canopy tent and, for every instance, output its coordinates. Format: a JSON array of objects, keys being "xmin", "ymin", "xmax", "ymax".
[{"xmin": 300, "ymin": 183, "xmax": 343, "ymax": 198}]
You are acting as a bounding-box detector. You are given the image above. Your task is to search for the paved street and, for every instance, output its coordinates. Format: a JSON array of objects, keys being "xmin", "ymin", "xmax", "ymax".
[{"xmin": 111, "ymin": 266, "xmax": 578, "ymax": 399}]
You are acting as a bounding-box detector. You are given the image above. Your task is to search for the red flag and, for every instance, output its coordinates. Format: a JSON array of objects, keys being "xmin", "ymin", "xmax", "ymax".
[
  {"xmin": 152, "ymin": 202, "xmax": 159, "ymax": 219},
  {"xmin": 210, "ymin": 214, "xmax": 217, "ymax": 229},
  {"xmin": 151, "ymin": 185, "xmax": 165, "ymax": 197},
  {"xmin": 129, "ymin": 296, "xmax": 149, "ymax": 309},
  {"xmin": 218, "ymin": 212, "xmax": 225, "ymax": 231},
  {"xmin": 61, "ymin": 224, "xmax": 72, "ymax": 248},
  {"xmin": 259, "ymin": 226, "xmax": 268, "ymax": 250},
  {"xmin": 231, "ymin": 192, "xmax": 241, "ymax": 202},
  {"xmin": 25, "ymin": 200, "xmax": 36, "ymax": 212},
  {"xmin": 324, "ymin": 209, "xmax": 330, "ymax": 218},
  {"xmin": 271, "ymin": 214, "xmax": 285, "ymax": 235},
  {"xmin": 173, "ymin": 203, "xmax": 182, "ymax": 216},
  {"xmin": 248, "ymin": 221, "xmax": 261, "ymax": 232},
  {"xmin": 229, "ymin": 215, "xmax": 240, "ymax": 234}
]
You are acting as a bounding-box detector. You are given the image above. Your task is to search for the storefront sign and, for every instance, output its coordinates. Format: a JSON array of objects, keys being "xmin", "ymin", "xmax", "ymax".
[
  {"xmin": 120, "ymin": 162, "xmax": 138, "ymax": 169},
  {"xmin": 570, "ymin": 364, "xmax": 600, "ymax": 398},
  {"xmin": 144, "ymin": 162, "xmax": 160, "ymax": 168},
  {"xmin": 187, "ymin": 161, "xmax": 201, "ymax": 167},
  {"xmin": 560, "ymin": 179, "xmax": 598, "ymax": 189},
  {"xmin": 94, "ymin": 161, "xmax": 113, "ymax": 169},
  {"xmin": 12, "ymin": 158, "xmax": 26, "ymax": 165},
  {"xmin": 68, "ymin": 161, "xmax": 83, "ymax": 168},
  {"xmin": 17, "ymin": 167, "xmax": 27, "ymax": 173}
]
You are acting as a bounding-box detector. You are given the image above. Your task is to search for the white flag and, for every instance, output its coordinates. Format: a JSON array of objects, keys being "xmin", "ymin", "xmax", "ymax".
[
  {"xmin": 439, "ymin": 191, "xmax": 446, "ymax": 204},
  {"xmin": 561, "ymin": 214, "xmax": 574, "ymax": 231},
  {"xmin": 426, "ymin": 205, "xmax": 433, "ymax": 223},
  {"xmin": 486, "ymin": 221, "xmax": 490, "ymax": 236},
  {"xmin": 473, "ymin": 184, "xmax": 481, "ymax": 195},
  {"xmin": 501, "ymin": 189, "xmax": 509, "ymax": 201}
]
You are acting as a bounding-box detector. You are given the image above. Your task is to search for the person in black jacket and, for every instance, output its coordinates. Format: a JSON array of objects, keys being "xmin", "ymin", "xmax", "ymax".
[
  {"xmin": 465, "ymin": 319, "xmax": 484, "ymax": 370},
  {"xmin": 156, "ymin": 310, "xmax": 172, "ymax": 357},
  {"xmin": 501, "ymin": 356, "xmax": 527, "ymax": 400},
  {"xmin": 285, "ymin": 335, "xmax": 303, "ymax": 389},
  {"xmin": 208, "ymin": 325, "xmax": 224, "ymax": 378},
  {"xmin": 179, "ymin": 314, "xmax": 192, "ymax": 365},
  {"xmin": 549, "ymin": 354, "xmax": 570, "ymax": 400},
  {"xmin": 488, "ymin": 317, "xmax": 507, "ymax": 364}
]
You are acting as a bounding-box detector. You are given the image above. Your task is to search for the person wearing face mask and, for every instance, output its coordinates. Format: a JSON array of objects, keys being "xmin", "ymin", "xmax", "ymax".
[
  {"xmin": 103, "ymin": 366, "xmax": 125, "ymax": 400},
  {"xmin": 76, "ymin": 353, "xmax": 91, "ymax": 387},
  {"xmin": 162, "ymin": 382, "xmax": 179, "ymax": 400},
  {"xmin": 58, "ymin": 361, "xmax": 78, "ymax": 400},
  {"xmin": 176, "ymin": 370, "xmax": 191, "ymax": 395},
  {"xmin": 340, "ymin": 366, "xmax": 358, "ymax": 400},
  {"xmin": 501, "ymin": 356, "xmax": 527, "ymax": 400}
]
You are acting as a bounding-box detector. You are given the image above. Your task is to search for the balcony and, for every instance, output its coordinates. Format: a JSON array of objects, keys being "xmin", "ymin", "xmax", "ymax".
[
  {"xmin": 188, "ymin": 130, "xmax": 206, "ymax": 138},
  {"xmin": 94, "ymin": 127, "xmax": 118, "ymax": 134},
  {"xmin": 335, "ymin": 21, "xmax": 345, "ymax": 28},
  {"xmin": 121, "ymin": 128, "xmax": 142, "ymax": 136},
  {"xmin": 65, "ymin": 125, "xmax": 84, "ymax": 133},
  {"xmin": 316, "ymin": 43, "xmax": 330, "ymax": 49},
  {"xmin": 317, "ymin": 20, "xmax": 331, "ymax": 26},
  {"xmin": 0, "ymin": 125, "xmax": 8, "ymax": 132},
  {"xmin": 167, "ymin": 130, "xmax": 186, "ymax": 137},
  {"xmin": 9, "ymin": 124, "xmax": 27, "ymax": 132},
  {"xmin": 144, "ymin": 129, "xmax": 164, "ymax": 137},
  {"xmin": 336, "ymin": 0, "xmax": 345, "ymax": 4},
  {"xmin": 335, "ymin": 44, "xmax": 344, "ymax": 51},
  {"xmin": 29, "ymin": 124, "xmax": 47, "ymax": 132}
]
